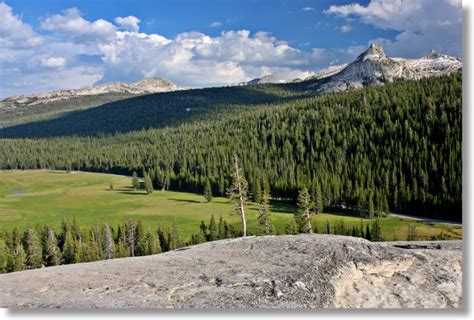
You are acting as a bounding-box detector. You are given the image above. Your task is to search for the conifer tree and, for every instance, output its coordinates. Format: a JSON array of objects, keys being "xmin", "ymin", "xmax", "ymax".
[
  {"xmin": 126, "ymin": 219, "xmax": 135, "ymax": 257},
  {"xmin": 144, "ymin": 230, "xmax": 161, "ymax": 255},
  {"xmin": 115, "ymin": 239, "xmax": 128, "ymax": 258},
  {"xmin": 44, "ymin": 228, "xmax": 61, "ymax": 266},
  {"xmin": 157, "ymin": 225, "xmax": 169, "ymax": 252},
  {"xmin": 8, "ymin": 244, "xmax": 26, "ymax": 272},
  {"xmin": 144, "ymin": 174, "xmax": 154, "ymax": 195},
  {"xmin": 71, "ymin": 216, "xmax": 81, "ymax": 242},
  {"xmin": 203, "ymin": 179, "xmax": 213, "ymax": 203},
  {"xmin": 312, "ymin": 181, "xmax": 323, "ymax": 214},
  {"xmin": 103, "ymin": 223, "xmax": 115, "ymax": 259},
  {"xmin": 352, "ymin": 225, "xmax": 358, "ymax": 237},
  {"xmin": 58, "ymin": 218, "xmax": 69, "ymax": 250},
  {"xmin": 207, "ymin": 215, "xmax": 218, "ymax": 241},
  {"xmin": 168, "ymin": 220, "xmax": 182, "ymax": 250},
  {"xmin": 368, "ymin": 192, "xmax": 375, "ymax": 218},
  {"xmin": 254, "ymin": 179, "xmax": 262, "ymax": 204},
  {"xmin": 134, "ymin": 220, "xmax": 146, "ymax": 256},
  {"xmin": 132, "ymin": 171, "xmax": 139, "ymax": 192},
  {"xmin": 0, "ymin": 241, "xmax": 6, "ymax": 273},
  {"xmin": 296, "ymin": 187, "xmax": 313, "ymax": 233},
  {"xmin": 223, "ymin": 220, "xmax": 231, "ymax": 238},
  {"xmin": 25, "ymin": 228, "xmax": 43, "ymax": 269},
  {"xmin": 371, "ymin": 219, "xmax": 384, "ymax": 241},
  {"xmin": 217, "ymin": 215, "xmax": 225, "ymax": 240},
  {"xmin": 84, "ymin": 227, "xmax": 102, "ymax": 262},
  {"xmin": 196, "ymin": 227, "xmax": 207, "ymax": 244},
  {"xmin": 62, "ymin": 230, "xmax": 75, "ymax": 264},
  {"xmin": 257, "ymin": 190, "xmax": 274, "ymax": 235},
  {"xmin": 359, "ymin": 220, "xmax": 365, "ymax": 238},
  {"xmin": 285, "ymin": 221, "xmax": 297, "ymax": 235},
  {"xmin": 365, "ymin": 224, "xmax": 372, "ymax": 241}
]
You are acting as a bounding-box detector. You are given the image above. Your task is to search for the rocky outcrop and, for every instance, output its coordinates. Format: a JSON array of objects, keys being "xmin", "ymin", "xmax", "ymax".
[
  {"xmin": 0, "ymin": 235, "xmax": 462, "ymax": 309},
  {"xmin": 308, "ymin": 44, "xmax": 462, "ymax": 94},
  {"xmin": 0, "ymin": 77, "xmax": 184, "ymax": 109}
]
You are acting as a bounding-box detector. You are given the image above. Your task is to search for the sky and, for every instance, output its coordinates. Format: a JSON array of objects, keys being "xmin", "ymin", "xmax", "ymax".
[{"xmin": 0, "ymin": 0, "xmax": 463, "ymax": 98}]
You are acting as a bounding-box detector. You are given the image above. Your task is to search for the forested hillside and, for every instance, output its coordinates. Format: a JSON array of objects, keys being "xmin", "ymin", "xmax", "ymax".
[
  {"xmin": 0, "ymin": 74, "xmax": 462, "ymax": 221},
  {"xmin": 0, "ymin": 85, "xmax": 303, "ymax": 138}
]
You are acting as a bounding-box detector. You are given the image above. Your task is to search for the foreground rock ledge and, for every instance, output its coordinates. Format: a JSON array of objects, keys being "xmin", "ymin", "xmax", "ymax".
[{"xmin": 0, "ymin": 235, "xmax": 462, "ymax": 309}]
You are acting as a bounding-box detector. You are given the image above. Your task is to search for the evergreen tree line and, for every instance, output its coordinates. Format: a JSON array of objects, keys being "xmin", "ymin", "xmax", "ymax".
[
  {"xmin": 283, "ymin": 217, "xmax": 384, "ymax": 242},
  {"xmin": 0, "ymin": 213, "xmax": 390, "ymax": 274},
  {"xmin": 0, "ymin": 215, "xmax": 242, "ymax": 274},
  {"xmin": 0, "ymin": 75, "xmax": 462, "ymax": 221}
]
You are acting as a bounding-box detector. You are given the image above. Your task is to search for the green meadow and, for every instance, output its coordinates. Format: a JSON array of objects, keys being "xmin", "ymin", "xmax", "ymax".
[{"xmin": 0, "ymin": 170, "xmax": 462, "ymax": 241}]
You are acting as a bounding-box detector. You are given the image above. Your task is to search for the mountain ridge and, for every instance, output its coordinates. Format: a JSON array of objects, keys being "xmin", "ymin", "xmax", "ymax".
[
  {"xmin": 307, "ymin": 44, "xmax": 462, "ymax": 94},
  {"xmin": 1, "ymin": 44, "xmax": 462, "ymax": 110},
  {"xmin": 0, "ymin": 77, "xmax": 184, "ymax": 109}
]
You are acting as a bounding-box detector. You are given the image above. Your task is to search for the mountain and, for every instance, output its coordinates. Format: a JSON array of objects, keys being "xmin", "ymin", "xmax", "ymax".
[
  {"xmin": 240, "ymin": 75, "xmax": 305, "ymax": 85},
  {"xmin": 0, "ymin": 74, "xmax": 462, "ymax": 221},
  {"xmin": 305, "ymin": 64, "xmax": 348, "ymax": 81},
  {"xmin": 306, "ymin": 43, "xmax": 462, "ymax": 94},
  {"xmin": 240, "ymin": 75, "xmax": 288, "ymax": 85},
  {"xmin": 0, "ymin": 77, "xmax": 184, "ymax": 109}
]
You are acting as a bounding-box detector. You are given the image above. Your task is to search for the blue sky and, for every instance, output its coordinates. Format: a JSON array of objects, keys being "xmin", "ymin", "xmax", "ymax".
[
  {"xmin": 5, "ymin": 0, "xmax": 397, "ymax": 50},
  {"xmin": 0, "ymin": 0, "xmax": 462, "ymax": 97}
]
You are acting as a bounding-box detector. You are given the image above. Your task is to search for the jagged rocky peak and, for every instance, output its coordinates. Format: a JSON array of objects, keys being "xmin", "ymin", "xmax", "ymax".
[
  {"xmin": 356, "ymin": 43, "xmax": 386, "ymax": 62},
  {"xmin": 426, "ymin": 49, "xmax": 442, "ymax": 59},
  {"xmin": 308, "ymin": 43, "xmax": 462, "ymax": 94}
]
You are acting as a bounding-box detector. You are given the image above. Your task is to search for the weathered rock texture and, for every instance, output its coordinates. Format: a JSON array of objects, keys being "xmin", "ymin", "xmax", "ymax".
[{"xmin": 0, "ymin": 235, "xmax": 462, "ymax": 309}]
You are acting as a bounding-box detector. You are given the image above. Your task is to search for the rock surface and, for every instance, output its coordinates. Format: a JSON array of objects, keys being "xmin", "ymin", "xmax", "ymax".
[
  {"xmin": 0, "ymin": 235, "xmax": 462, "ymax": 309},
  {"xmin": 308, "ymin": 43, "xmax": 462, "ymax": 94},
  {"xmin": 0, "ymin": 77, "xmax": 184, "ymax": 109}
]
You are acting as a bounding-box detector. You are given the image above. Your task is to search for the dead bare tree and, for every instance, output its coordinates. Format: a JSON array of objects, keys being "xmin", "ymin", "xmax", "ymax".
[{"xmin": 228, "ymin": 154, "xmax": 248, "ymax": 237}]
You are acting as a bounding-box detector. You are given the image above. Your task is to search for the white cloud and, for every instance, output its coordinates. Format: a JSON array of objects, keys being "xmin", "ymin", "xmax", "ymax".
[
  {"xmin": 0, "ymin": 2, "xmax": 367, "ymax": 98},
  {"xmin": 41, "ymin": 8, "xmax": 117, "ymax": 43},
  {"xmin": 0, "ymin": 2, "xmax": 42, "ymax": 48},
  {"xmin": 96, "ymin": 30, "xmax": 326, "ymax": 87},
  {"xmin": 209, "ymin": 21, "xmax": 222, "ymax": 27},
  {"xmin": 302, "ymin": 7, "xmax": 314, "ymax": 11},
  {"xmin": 0, "ymin": 65, "xmax": 102, "ymax": 98},
  {"xmin": 340, "ymin": 24, "xmax": 352, "ymax": 33},
  {"xmin": 325, "ymin": 0, "xmax": 462, "ymax": 57},
  {"xmin": 40, "ymin": 57, "xmax": 66, "ymax": 68},
  {"xmin": 115, "ymin": 16, "xmax": 141, "ymax": 32}
]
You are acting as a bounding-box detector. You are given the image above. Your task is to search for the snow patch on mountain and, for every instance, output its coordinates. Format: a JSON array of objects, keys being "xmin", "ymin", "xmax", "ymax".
[{"xmin": 308, "ymin": 44, "xmax": 462, "ymax": 94}]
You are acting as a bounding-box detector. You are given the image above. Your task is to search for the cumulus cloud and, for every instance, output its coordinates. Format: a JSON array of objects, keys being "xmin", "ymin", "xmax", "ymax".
[
  {"xmin": 97, "ymin": 30, "xmax": 320, "ymax": 86},
  {"xmin": 41, "ymin": 8, "xmax": 117, "ymax": 43},
  {"xmin": 0, "ymin": 2, "xmax": 42, "ymax": 48},
  {"xmin": 325, "ymin": 0, "xmax": 462, "ymax": 57},
  {"xmin": 40, "ymin": 57, "xmax": 66, "ymax": 68},
  {"xmin": 302, "ymin": 7, "xmax": 314, "ymax": 11},
  {"xmin": 1, "ymin": 66, "xmax": 102, "ymax": 98},
  {"xmin": 209, "ymin": 21, "xmax": 222, "ymax": 27},
  {"xmin": 115, "ymin": 16, "xmax": 140, "ymax": 32}
]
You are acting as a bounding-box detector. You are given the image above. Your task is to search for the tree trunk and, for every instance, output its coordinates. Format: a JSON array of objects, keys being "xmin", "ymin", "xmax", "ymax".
[
  {"xmin": 234, "ymin": 155, "xmax": 247, "ymax": 237},
  {"xmin": 305, "ymin": 208, "xmax": 313, "ymax": 234}
]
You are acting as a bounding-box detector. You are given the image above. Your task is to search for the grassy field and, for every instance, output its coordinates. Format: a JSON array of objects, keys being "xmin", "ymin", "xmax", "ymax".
[{"xmin": 0, "ymin": 170, "xmax": 462, "ymax": 241}]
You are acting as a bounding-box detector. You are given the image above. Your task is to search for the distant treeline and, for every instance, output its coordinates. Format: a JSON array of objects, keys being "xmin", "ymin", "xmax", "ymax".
[
  {"xmin": 0, "ymin": 216, "xmax": 396, "ymax": 274},
  {"xmin": 0, "ymin": 74, "xmax": 462, "ymax": 221}
]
